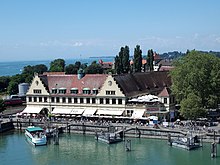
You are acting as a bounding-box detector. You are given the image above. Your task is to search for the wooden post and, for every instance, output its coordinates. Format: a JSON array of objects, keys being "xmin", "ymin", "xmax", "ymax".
[
  {"xmin": 168, "ymin": 133, "xmax": 172, "ymax": 146},
  {"xmin": 211, "ymin": 131, "xmax": 217, "ymax": 158},
  {"xmin": 211, "ymin": 142, "xmax": 217, "ymax": 158},
  {"xmin": 125, "ymin": 139, "xmax": 131, "ymax": 151},
  {"xmin": 82, "ymin": 123, "xmax": 86, "ymax": 135},
  {"xmin": 54, "ymin": 127, "xmax": 59, "ymax": 145},
  {"xmin": 68, "ymin": 125, "xmax": 70, "ymax": 133},
  {"xmin": 19, "ymin": 122, "xmax": 22, "ymax": 130},
  {"xmin": 16, "ymin": 119, "xmax": 19, "ymax": 128}
]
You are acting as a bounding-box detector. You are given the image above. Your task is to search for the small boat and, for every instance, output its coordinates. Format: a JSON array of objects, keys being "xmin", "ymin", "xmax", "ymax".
[
  {"xmin": 95, "ymin": 132, "xmax": 123, "ymax": 144},
  {"xmin": 25, "ymin": 126, "xmax": 47, "ymax": 146},
  {"xmin": 169, "ymin": 135, "xmax": 201, "ymax": 150}
]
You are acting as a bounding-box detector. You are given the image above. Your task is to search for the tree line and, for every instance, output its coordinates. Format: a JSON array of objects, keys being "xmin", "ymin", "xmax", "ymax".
[
  {"xmin": 0, "ymin": 45, "xmax": 155, "ymax": 95},
  {"xmin": 114, "ymin": 45, "xmax": 155, "ymax": 74}
]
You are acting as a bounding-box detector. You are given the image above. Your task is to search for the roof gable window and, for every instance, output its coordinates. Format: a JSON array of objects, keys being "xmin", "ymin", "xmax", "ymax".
[
  {"xmin": 70, "ymin": 88, "xmax": 78, "ymax": 94},
  {"xmin": 58, "ymin": 88, "xmax": 66, "ymax": 94},
  {"xmin": 83, "ymin": 88, "xmax": 91, "ymax": 94},
  {"xmin": 51, "ymin": 88, "xmax": 57, "ymax": 94},
  {"xmin": 92, "ymin": 88, "xmax": 98, "ymax": 95}
]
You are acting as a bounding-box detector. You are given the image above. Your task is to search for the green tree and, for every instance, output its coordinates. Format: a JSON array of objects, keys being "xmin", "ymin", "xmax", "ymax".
[
  {"xmin": 49, "ymin": 59, "xmax": 65, "ymax": 72},
  {"xmin": 115, "ymin": 46, "xmax": 130, "ymax": 74},
  {"xmin": 85, "ymin": 61, "xmax": 103, "ymax": 74},
  {"xmin": 114, "ymin": 55, "xmax": 121, "ymax": 74},
  {"xmin": 180, "ymin": 93, "xmax": 206, "ymax": 120},
  {"xmin": 146, "ymin": 49, "xmax": 154, "ymax": 71},
  {"xmin": 170, "ymin": 50, "xmax": 220, "ymax": 119},
  {"xmin": 133, "ymin": 45, "xmax": 142, "ymax": 72},
  {"xmin": 22, "ymin": 64, "xmax": 48, "ymax": 83},
  {"xmin": 65, "ymin": 61, "xmax": 81, "ymax": 74},
  {"xmin": 7, "ymin": 74, "xmax": 24, "ymax": 95},
  {"xmin": 122, "ymin": 45, "xmax": 130, "ymax": 73},
  {"xmin": 0, "ymin": 98, "xmax": 5, "ymax": 112},
  {"xmin": 0, "ymin": 76, "xmax": 10, "ymax": 93}
]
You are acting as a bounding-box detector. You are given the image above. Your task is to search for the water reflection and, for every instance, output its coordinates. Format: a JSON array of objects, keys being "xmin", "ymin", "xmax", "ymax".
[{"xmin": 0, "ymin": 131, "xmax": 220, "ymax": 165}]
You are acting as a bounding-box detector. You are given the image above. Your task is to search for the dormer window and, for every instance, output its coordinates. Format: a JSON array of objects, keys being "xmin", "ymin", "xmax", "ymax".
[
  {"xmin": 51, "ymin": 88, "xmax": 57, "ymax": 94},
  {"xmin": 70, "ymin": 88, "xmax": 78, "ymax": 94},
  {"xmin": 58, "ymin": 88, "xmax": 66, "ymax": 94},
  {"xmin": 82, "ymin": 88, "xmax": 91, "ymax": 94},
  {"xmin": 92, "ymin": 88, "xmax": 98, "ymax": 95}
]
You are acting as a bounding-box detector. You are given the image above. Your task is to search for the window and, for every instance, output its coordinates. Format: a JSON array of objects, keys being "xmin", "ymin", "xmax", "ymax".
[
  {"xmin": 164, "ymin": 98, "xmax": 167, "ymax": 104},
  {"xmin": 74, "ymin": 98, "xmax": 78, "ymax": 103},
  {"xmin": 39, "ymin": 97, "xmax": 42, "ymax": 102},
  {"xmin": 44, "ymin": 97, "xmax": 47, "ymax": 102},
  {"xmin": 68, "ymin": 97, "xmax": 72, "ymax": 103},
  {"xmin": 56, "ymin": 97, "xmax": 60, "ymax": 103},
  {"xmin": 51, "ymin": 88, "xmax": 57, "ymax": 94},
  {"xmin": 59, "ymin": 88, "xmax": 66, "ymax": 94},
  {"xmin": 70, "ymin": 88, "xmax": 78, "ymax": 94},
  {"xmin": 92, "ymin": 89, "xmax": 98, "ymax": 95},
  {"xmin": 51, "ymin": 97, "xmax": 55, "ymax": 103},
  {"xmin": 100, "ymin": 98, "xmax": 103, "ymax": 104},
  {"xmin": 86, "ymin": 98, "xmax": 90, "ymax": 104},
  {"xmin": 28, "ymin": 97, "xmax": 32, "ymax": 102},
  {"xmin": 62, "ymin": 97, "xmax": 66, "ymax": 103},
  {"xmin": 80, "ymin": 98, "xmax": 84, "ymax": 104},
  {"xmin": 106, "ymin": 98, "xmax": 109, "ymax": 104},
  {"xmin": 92, "ymin": 98, "xmax": 96, "ymax": 104},
  {"xmin": 112, "ymin": 98, "xmax": 116, "ymax": 104},
  {"xmin": 118, "ymin": 99, "xmax": 122, "ymax": 105},
  {"xmin": 83, "ymin": 88, "xmax": 91, "ymax": 94},
  {"xmin": 34, "ymin": 97, "xmax": 37, "ymax": 102},
  {"xmin": 106, "ymin": 90, "xmax": 115, "ymax": 95},
  {"xmin": 33, "ymin": 89, "xmax": 41, "ymax": 94}
]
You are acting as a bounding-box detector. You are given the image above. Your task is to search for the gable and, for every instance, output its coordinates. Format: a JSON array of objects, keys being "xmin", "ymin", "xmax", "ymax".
[
  {"xmin": 97, "ymin": 75, "xmax": 125, "ymax": 97},
  {"xmin": 26, "ymin": 74, "xmax": 49, "ymax": 95}
]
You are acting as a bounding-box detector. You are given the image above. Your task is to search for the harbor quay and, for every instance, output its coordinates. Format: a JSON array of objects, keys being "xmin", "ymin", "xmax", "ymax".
[{"xmin": 1, "ymin": 115, "xmax": 220, "ymax": 144}]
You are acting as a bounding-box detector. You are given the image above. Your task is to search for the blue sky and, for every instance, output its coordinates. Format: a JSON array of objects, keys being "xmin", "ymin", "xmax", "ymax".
[{"xmin": 0, "ymin": 0, "xmax": 220, "ymax": 61}]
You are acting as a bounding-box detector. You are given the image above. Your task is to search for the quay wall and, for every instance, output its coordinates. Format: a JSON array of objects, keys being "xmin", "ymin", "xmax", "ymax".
[
  {"xmin": 10, "ymin": 120, "xmax": 220, "ymax": 143},
  {"xmin": 0, "ymin": 121, "xmax": 14, "ymax": 133}
]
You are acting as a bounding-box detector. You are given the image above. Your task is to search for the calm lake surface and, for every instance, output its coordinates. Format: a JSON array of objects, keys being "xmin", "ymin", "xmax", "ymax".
[
  {"xmin": 0, "ymin": 130, "xmax": 220, "ymax": 165},
  {"xmin": 0, "ymin": 57, "xmax": 114, "ymax": 76}
]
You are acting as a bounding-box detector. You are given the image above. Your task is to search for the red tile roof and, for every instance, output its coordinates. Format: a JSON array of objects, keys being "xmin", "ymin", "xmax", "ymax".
[
  {"xmin": 158, "ymin": 87, "xmax": 172, "ymax": 97},
  {"xmin": 39, "ymin": 74, "xmax": 107, "ymax": 95}
]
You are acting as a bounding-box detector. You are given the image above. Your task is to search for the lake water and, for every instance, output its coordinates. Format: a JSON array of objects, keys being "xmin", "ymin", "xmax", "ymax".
[
  {"xmin": 0, "ymin": 57, "xmax": 114, "ymax": 76},
  {"xmin": 0, "ymin": 130, "xmax": 220, "ymax": 165}
]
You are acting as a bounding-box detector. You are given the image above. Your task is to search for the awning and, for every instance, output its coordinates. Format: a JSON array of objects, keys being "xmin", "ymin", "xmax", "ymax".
[
  {"xmin": 52, "ymin": 108, "xmax": 72, "ymax": 114},
  {"xmin": 22, "ymin": 106, "xmax": 44, "ymax": 114},
  {"xmin": 131, "ymin": 110, "xmax": 145, "ymax": 119},
  {"xmin": 71, "ymin": 108, "xmax": 84, "ymax": 115},
  {"xmin": 96, "ymin": 109, "xmax": 124, "ymax": 116},
  {"xmin": 82, "ymin": 109, "xmax": 97, "ymax": 117}
]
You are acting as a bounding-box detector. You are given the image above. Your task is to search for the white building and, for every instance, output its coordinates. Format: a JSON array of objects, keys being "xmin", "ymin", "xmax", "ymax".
[{"xmin": 23, "ymin": 71, "xmax": 176, "ymax": 120}]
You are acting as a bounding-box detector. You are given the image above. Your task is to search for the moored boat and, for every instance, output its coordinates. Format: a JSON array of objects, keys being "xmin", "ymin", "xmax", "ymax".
[
  {"xmin": 169, "ymin": 135, "xmax": 201, "ymax": 150},
  {"xmin": 25, "ymin": 126, "xmax": 47, "ymax": 146},
  {"xmin": 95, "ymin": 132, "xmax": 123, "ymax": 144}
]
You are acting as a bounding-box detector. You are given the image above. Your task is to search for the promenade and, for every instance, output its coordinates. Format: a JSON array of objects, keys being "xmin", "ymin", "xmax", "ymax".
[{"xmin": 1, "ymin": 105, "xmax": 220, "ymax": 143}]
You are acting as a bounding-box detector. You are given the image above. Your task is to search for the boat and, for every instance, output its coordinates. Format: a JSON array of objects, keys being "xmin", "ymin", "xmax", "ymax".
[
  {"xmin": 95, "ymin": 132, "xmax": 123, "ymax": 144},
  {"xmin": 169, "ymin": 135, "xmax": 201, "ymax": 150},
  {"xmin": 25, "ymin": 126, "xmax": 47, "ymax": 146}
]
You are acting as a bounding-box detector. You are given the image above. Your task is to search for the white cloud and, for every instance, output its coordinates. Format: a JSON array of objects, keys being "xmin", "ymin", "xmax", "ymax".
[{"xmin": 137, "ymin": 34, "xmax": 220, "ymax": 53}]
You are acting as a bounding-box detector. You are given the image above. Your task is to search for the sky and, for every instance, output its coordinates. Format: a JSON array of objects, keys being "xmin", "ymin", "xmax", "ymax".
[{"xmin": 0, "ymin": 0, "xmax": 220, "ymax": 62}]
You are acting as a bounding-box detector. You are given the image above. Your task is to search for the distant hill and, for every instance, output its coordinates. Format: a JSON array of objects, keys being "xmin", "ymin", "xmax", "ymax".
[
  {"xmin": 159, "ymin": 50, "xmax": 220, "ymax": 59},
  {"xmin": 159, "ymin": 51, "xmax": 185, "ymax": 59},
  {"xmin": 89, "ymin": 50, "xmax": 220, "ymax": 61}
]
